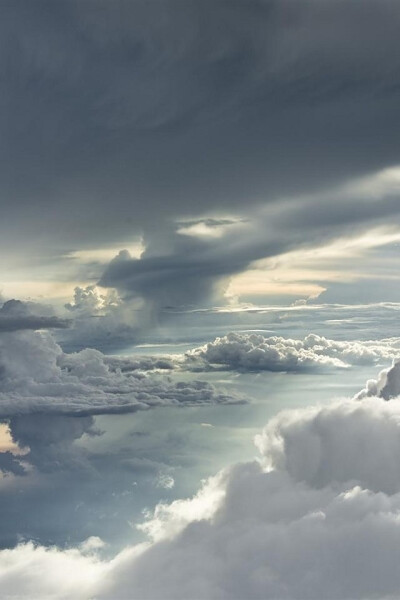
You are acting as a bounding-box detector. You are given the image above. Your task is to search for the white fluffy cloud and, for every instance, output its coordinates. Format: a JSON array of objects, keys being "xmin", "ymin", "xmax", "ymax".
[
  {"xmin": 0, "ymin": 540, "xmax": 106, "ymax": 600},
  {"xmin": 185, "ymin": 332, "xmax": 400, "ymax": 372},
  {"xmin": 356, "ymin": 358, "xmax": 400, "ymax": 401},
  {"xmin": 5, "ymin": 392, "xmax": 400, "ymax": 598}
]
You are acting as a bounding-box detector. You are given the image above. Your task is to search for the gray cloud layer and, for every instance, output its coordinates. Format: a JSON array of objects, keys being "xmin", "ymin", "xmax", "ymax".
[
  {"xmin": 0, "ymin": 300, "xmax": 70, "ymax": 332},
  {"xmin": 4, "ymin": 0, "xmax": 400, "ymax": 308}
]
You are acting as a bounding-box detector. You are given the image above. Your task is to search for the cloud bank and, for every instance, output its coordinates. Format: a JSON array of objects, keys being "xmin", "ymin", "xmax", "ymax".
[
  {"xmin": 0, "ymin": 329, "xmax": 239, "ymax": 419},
  {"xmin": 5, "ymin": 393, "xmax": 400, "ymax": 598},
  {"xmin": 0, "ymin": 323, "xmax": 243, "ymax": 477}
]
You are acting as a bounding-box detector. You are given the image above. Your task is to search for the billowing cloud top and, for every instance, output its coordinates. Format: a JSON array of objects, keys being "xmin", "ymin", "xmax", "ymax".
[
  {"xmin": 0, "ymin": 329, "xmax": 241, "ymax": 419},
  {"xmin": 4, "ymin": 386, "xmax": 400, "ymax": 598},
  {"xmin": 185, "ymin": 332, "xmax": 400, "ymax": 372}
]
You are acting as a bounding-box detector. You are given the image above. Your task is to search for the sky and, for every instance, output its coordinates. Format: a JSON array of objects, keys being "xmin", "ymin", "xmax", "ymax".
[{"xmin": 2, "ymin": 1, "xmax": 400, "ymax": 598}]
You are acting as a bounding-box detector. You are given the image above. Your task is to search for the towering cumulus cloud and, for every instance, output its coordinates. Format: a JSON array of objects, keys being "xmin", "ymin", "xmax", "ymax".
[{"xmin": 3, "ymin": 368, "xmax": 400, "ymax": 598}]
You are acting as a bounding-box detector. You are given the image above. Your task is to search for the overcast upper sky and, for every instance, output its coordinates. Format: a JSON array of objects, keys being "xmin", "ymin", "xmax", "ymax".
[{"xmin": 2, "ymin": 0, "xmax": 400, "ymax": 313}]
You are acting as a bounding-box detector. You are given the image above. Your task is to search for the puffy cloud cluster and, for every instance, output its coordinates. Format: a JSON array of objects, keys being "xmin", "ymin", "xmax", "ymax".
[
  {"xmin": 0, "ymin": 328, "xmax": 241, "ymax": 475},
  {"xmin": 0, "ymin": 330, "xmax": 238, "ymax": 420},
  {"xmin": 6, "ymin": 396, "xmax": 400, "ymax": 598},
  {"xmin": 64, "ymin": 285, "xmax": 121, "ymax": 317},
  {"xmin": 185, "ymin": 332, "xmax": 400, "ymax": 372},
  {"xmin": 61, "ymin": 284, "xmax": 151, "ymax": 352}
]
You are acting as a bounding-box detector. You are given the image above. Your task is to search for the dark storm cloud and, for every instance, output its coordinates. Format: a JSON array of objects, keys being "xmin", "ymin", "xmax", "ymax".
[
  {"xmin": 0, "ymin": 450, "xmax": 26, "ymax": 476},
  {"xmin": 3, "ymin": 0, "xmax": 400, "ymax": 258},
  {"xmin": 99, "ymin": 175, "xmax": 400, "ymax": 313}
]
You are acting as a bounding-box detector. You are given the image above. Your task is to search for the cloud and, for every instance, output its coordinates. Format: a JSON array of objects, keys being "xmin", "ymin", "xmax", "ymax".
[
  {"xmin": 61, "ymin": 284, "xmax": 150, "ymax": 351},
  {"xmin": 155, "ymin": 473, "xmax": 175, "ymax": 490},
  {"xmin": 0, "ymin": 324, "xmax": 243, "ymax": 477},
  {"xmin": 4, "ymin": 0, "xmax": 400, "ymax": 261},
  {"xmin": 0, "ymin": 299, "xmax": 70, "ymax": 332},
  {"xmin": 6, "ymin": 394, "xmax": 400, "ymax": 598},
  {"xmin": 97, "ymin": 397, "xmax": 400, "ymax": 599},
  {"xmin": 99, "ymin": 242, "xmax": 235, "ymax": 314},
  {"xmin": 4, "ymin": 1, "xmax": 400, "ymax": 314},
  {"xmin": 176, "ymin": 218, "xmax": 245, "ymax": 239},
  {"xmin": 98, "ymin": 173, "xmax": 400, "ymax": 319},
  {"xmin": 0, "ymin": 300, "xmax": 248, "ymax": 542},
  {"xmin": 0, "ymin": 450, "xmax": 26, "ymax": 476},
  {"xmin": 6, "ymin": 414, "xmax": 99, "ymax": 474},
  {"xmin": 356, "ymin": 358, "xmax": 400, "ymax": 401},
  {"xmin": 184, "ymin": 332, "xmax": 400, "ymax": 372},
  {"xmin": 0, "ymin": 541, "xmax": 106, "ymax": 600},
  {"xmin": 0, "ymin": 329, "xmax": 241, "ymax": 420}
]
